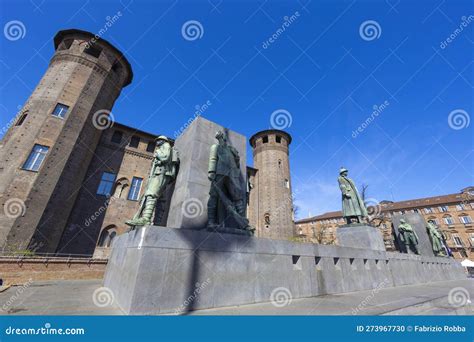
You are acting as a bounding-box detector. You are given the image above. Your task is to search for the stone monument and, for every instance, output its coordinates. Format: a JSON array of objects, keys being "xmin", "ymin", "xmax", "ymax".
[{"xmin": 103, "ymin": 119, "xmax": 465, "ymax": 315}]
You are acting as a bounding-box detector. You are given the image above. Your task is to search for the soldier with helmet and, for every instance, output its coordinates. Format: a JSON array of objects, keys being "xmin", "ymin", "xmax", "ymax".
[{"xmin": 126, "ymin": 135, "xmax": 179, "ymax": 227}]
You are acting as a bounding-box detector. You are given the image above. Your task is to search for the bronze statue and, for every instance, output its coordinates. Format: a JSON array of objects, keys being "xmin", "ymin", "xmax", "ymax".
[
  {"xmin": 426, "ymin": 221, "xmax": 447, "ymax": 257},
  {"xmin": 207, "ymin": 131, "xmax": 253, "ymax": 233},
  {"xmin": 338, "ymin": 167, "xmax": 368, "ymax": 224},
  {"xmin": 398, "ymin": 219, "xmax": 420, "ymax": 255},
  {"xmin": 126, "ymin": 135, "xmax": 179, "ymax": 227}
]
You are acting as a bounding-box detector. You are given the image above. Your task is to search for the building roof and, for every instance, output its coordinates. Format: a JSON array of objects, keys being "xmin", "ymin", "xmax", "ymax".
[
  {"xmin": 249, "ymin": 129, "xmax": 292, "ymax": 146},
  {"xmin": 295, "ymin": 188, "xmax": 473, "ymax": 224},
  {"xmin": 54, "ymin": 29, "xmax": 133, "ymax": 87}
]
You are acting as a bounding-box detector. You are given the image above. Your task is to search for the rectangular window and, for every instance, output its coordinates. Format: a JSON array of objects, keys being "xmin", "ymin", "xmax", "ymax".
[
  {"xmin": 52, "ymin": 103, "xmax": 69, "ymax": 119},
  {"xmin": 460, "ymin": 216, "xmax": 472, "ymax": 224},
  {"xmin": 128, "ymin": 177, "xmax": 143, "ymax": 201},
  {"xmin": 22, "ymin": 144, "xmax": 49, "ymax": 171},
  {"xmin": 262, "ymin": 136, "xmax": 269, "ymax": 143},
  {"xmin": 444, "ymin": 216, "xmax": 455, "ymax": 225},
  {"xmin": 276, "ymin": 135, "xmax": 282, "ymax": 143},
  {"xmin": 129, "ymin": 136, "xmax": 140, "ymax": 148},
  {"xmin": 111, "ymin": 131, "xmax": 123, "ymax": 144},
  {"xmin": 84, "ymin": 45, "xmax": 102, "ymax": 58},
  {"xmin": 97, "ymin": 172, "xmax": 116, "ymax": 196},
  {"xmin": 424, "ymin": 207, "xmax": 433, "ymax": 214},
  {"xmin": 456, "ymin": 204, "xmax": 465, "ymax": 211},
  {"xmin": 452, "ymin": 235, "xmax": 463, "ymax": 247},
  {"xmin": 146, "ymin": 141, "xmax": 155, "ymax": 152},
  {"xmin": 439, "ymin": 206, "xmax": 448, "ymax": 212}
]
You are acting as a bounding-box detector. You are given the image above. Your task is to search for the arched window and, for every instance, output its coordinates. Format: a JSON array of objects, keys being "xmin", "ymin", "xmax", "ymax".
[
  {"xmin": 113, "ymin": 177, "xmax": 130, "ymax": 198},
  {"xmin": 97, "ymin": 225, "xmax": 118, "ymax": 247},
  {"xmin": 264, "ymin": 213, "xmax": 270, "ymax": 226},
  {"xmin": 427, "ymin": 216, "xmax": 439, "ymax": 225}
]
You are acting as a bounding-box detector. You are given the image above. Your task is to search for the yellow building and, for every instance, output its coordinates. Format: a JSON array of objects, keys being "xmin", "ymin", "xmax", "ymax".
[{"xmin": 295, "ymin": 187, "xmax": 474, "ymax": 261}]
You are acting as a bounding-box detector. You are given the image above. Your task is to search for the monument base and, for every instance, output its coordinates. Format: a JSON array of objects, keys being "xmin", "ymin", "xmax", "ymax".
[
  {"xmin": 207, "ymin": 226, "xmax": 254, "ymax": 236},
  {"xmin": 104, "ymin": 226, "xmax": 465, "ymax": 315},
  {"xmin": 336, "ymin": 224, "xmax": 386, "ymax": 251}
]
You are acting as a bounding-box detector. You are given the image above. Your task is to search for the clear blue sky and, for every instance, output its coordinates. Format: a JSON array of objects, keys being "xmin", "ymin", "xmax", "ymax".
[{"xmin": 1, "ymin": 0, "xmax": 473, "ymax": 219}]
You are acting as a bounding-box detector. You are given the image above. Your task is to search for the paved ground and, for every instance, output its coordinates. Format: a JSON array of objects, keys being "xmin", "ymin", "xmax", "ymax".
[{"xmin": 0, "ymin": 279, "xmax": 472, "ymax": 315}]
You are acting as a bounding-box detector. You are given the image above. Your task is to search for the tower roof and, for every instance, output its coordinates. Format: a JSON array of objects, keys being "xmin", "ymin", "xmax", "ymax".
[
  {"xmin": 249, "ymin": 129, "xmax": 292, "ymax": 147},
  {"xmin": 54, "ymin": 29, "xmax": 133, "ymax": 87}
]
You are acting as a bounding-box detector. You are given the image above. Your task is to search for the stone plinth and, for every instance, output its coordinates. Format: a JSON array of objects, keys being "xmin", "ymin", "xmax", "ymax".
[
  {"xmin": 336, "ymin": 224, "xmax": 385, "ymax": 251},
  {"xmin": 393, "ymin": 213, "xmax": 435, "ymax": 257},
  {"xmin": 166, "ymin": 117, "xmax": 247, "ymax": 230},
  {"xmin": 104, "ymin": 225, "xmax": 465, "ymax": 315}
]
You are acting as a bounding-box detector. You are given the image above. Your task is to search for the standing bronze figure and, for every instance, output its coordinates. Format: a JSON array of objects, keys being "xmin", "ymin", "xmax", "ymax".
[
  {"xmin": 338, "ymin": 167, "xmax": 368, "ymax": 224},
  {"xmin": 126, "ymin": 135, "xmax": 179, "ymax": 227},
  {"xmin": 207, "ymin": 131, "xmax": 253, "ymax": 233}
]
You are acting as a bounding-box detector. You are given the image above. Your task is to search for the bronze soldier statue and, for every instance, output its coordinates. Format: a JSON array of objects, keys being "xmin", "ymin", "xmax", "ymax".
[
  {"xmin": 338, "ymin": 167, "xmax": 368, "ymax": 224},
  {"xmin": 126, "ymin": 135, "xmax": 178, "ymax": 227},
  {"xmin": 398, "ymin": 219, "xmax": 420, "ymax": 255},
  {"xmin": 426, "ymin": 220, "xmax": 447, "ymax": 257},
  {"xmin": 207, "ymin": 131, "xmax": 253, "ymax": 233}
]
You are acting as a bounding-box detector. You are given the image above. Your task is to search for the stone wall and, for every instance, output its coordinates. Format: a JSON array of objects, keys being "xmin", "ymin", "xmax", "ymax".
[{"xmin": 0, "ymin": 257, "xmax": 107, "ymax": 286}]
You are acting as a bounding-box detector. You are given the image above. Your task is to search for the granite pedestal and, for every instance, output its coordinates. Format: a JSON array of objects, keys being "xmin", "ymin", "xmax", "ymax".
[
  {"xmin": 336, "ymin": 224, "xmax": 385, "ymax": 251},
  {"xmin": 104, "ymin": 225, "xmax": 465, "ymax": 315}
]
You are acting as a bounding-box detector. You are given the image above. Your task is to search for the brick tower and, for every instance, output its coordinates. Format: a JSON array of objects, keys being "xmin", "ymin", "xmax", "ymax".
[
  {"xmin": 248, "ymin": 129, "xmax": 294, "ymax": 239},
  {"xmin": 0, "ymin": 29, "xmax": 132, "ymax": 253}
]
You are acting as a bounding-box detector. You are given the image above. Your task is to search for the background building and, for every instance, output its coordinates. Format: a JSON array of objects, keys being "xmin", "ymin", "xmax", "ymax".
[
  {"xmin": 295, "ymin": 187, "xmax": 474, "ymax": 261},
  {"xmin": 248, "ymin": 130, "xmax": 294, "ymax": 239}
]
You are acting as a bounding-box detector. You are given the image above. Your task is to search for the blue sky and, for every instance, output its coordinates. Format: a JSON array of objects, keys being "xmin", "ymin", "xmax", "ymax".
[{"xmin": 1, "ymin": 0, "xmax": 473, "ymax": 219}]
